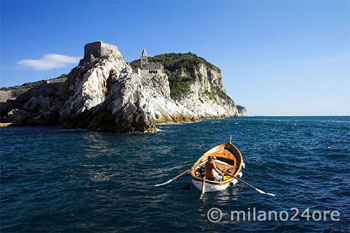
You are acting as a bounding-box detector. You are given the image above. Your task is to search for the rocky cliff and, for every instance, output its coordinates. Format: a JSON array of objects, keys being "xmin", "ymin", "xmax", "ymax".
[
  {"xmin": 236, "ymin": 105, "xmax": 247, "ymax": 117},
  {"xmin": 131, "ymin": 53, "xmax": 241, "ymax": 119},
  {"xmin": 0, "ymin": 41, "xmax": 247, "ymax": 132}
]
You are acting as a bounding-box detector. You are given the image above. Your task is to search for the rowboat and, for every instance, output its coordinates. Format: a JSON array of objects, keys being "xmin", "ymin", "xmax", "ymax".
[
  {"xmin": 154, "ymin": 137, "xmax": 274, "ymax": 197},
  {"xmin": 191, "ymin": 141, "xmax": 245, "ymax": 192}
]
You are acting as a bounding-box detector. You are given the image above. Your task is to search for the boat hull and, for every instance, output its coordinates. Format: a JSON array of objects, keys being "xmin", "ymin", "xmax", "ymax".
[
  {"xmin": 191, "ymin": 172, "xmax": 242, "ymax": 192},
  {"xmin": 191, "ymin": 177, "xmax": 239, "ymax": 192},
  {"xmin": 190, "ymin": 142, "xmax": 244, "ymax": 192}
]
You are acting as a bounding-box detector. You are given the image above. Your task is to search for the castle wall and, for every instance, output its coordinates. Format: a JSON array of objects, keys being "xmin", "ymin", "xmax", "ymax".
[
  {"xmin": 84, "ymin": 41, "xmax": 119, "ymax": 62},
  {"xmin": 100, "ymin": 44, "xmax": 119, "ymax": 57}
]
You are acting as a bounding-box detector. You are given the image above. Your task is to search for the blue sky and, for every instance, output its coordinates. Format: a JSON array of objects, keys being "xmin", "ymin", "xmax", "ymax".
[{"xmin": 1, "ymin": 1, "xmax": 349, "ymax": 116}]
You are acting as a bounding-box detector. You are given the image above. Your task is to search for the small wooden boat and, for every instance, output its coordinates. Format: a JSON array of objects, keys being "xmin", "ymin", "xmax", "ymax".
[
  {"xmin": 155, "ymin": 138, "xmax": 274, "ymax": 197},
  {"xmin": 191, "ymin": 141, "xmax": 245, "ymax": 192}
]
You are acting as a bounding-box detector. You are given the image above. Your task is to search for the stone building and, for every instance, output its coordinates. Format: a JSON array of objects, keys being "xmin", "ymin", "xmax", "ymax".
[
  {"xmin": 138, "ymin": 49, "xmax": 164, "ymax": 77},
  {"xmin": 83, "ymin": 41, "xmax": 119, "ymax": 62}
]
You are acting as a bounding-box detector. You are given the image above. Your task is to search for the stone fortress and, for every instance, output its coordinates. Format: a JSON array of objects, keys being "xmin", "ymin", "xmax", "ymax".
[
  {"xmin": 83, "ymin": 41, "xmax": 164, "ymax": 79},
  {"xmin": 83, "ymin": 41, "xmax": 120, "ymax": 62}
]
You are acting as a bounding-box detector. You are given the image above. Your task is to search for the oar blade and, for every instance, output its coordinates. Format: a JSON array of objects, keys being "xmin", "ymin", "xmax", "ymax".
[
  {"xmin": 256, "ymin": 188, "xmax": 276, "ymax": 197},
  {"xmin": 235, "ymin": 176, "xmax": 276, "ymax": 197},
  {"xmin": 154, "ymin": 179, "xmax": 172, "ymax": 187},
  {"xmin": 155, "ymin": 168, "xmax": 191, "ymax": 187},
  {"xmin": 265, "ymin": 192, "xmax": 276, "ymax": 197},
  {"xmin": 256, "ymin": 188, "xmax": 265, "ymax": 194},
  {"xmin": 200, "ymin": 178, "xmax": 206, "ymax": 200}
]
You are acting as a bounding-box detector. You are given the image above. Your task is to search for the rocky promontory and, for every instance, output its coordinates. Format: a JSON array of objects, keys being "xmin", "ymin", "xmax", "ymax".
[{"xmin": 0, "ymin": 41, "xmax": 247, "ymax": 132}]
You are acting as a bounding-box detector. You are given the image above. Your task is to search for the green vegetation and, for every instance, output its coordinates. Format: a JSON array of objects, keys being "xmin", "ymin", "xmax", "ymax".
[
  {"xmin": 197, "ymin": 73, "xmax": 202, "ymax": 82},
  {"xmin": 0, "ymin": 74, "xmax": 67, "ymax": 91},
  {"xmin": 130, "ymin": 52, "xmax": 220, "ymax": 100},
  {"xmin": 130, "ymin": 52, "xmax": 219, "ymax": 73},
  {"xmin": 130, "ymin": 52, "xmax": 235, "ymax": 104},
  {"xmin": 165, "ymin": 71, "xmax": 194, "ymax": 99},
  {"xmin": 198, "ymin": 97, "xmax": 204, "ymax": 103},
  {"xmin": 0, "ymin": 80, "xmax": 46, "ymax": 91},
  {"xmin": 214, "ymin": 86, "xmax": 234, "ymax": 105},
  {"xmin": 129, "ymin": 60, "xmax": 141, "ymax": 70},
  {"xmin": 204, "ymin": 90, "xmax": 217, "ymax": 102},
  {"xmin": 151, "ymin": 52, "xmax": 219, "ymax": 72}
]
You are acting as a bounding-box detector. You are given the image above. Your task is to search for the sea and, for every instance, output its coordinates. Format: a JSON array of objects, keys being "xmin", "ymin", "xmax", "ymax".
[{"xmin": 1, "ymin": 116, "xmax": 349, "ymax": 233}]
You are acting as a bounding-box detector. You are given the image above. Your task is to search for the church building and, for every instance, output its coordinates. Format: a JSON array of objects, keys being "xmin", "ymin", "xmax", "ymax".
[{"xmin": 138, "ymin": 49, "xmax": 164, "ymax": 78}]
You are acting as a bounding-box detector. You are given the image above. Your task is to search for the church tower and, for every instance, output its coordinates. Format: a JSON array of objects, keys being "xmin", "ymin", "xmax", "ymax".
[{"xmin": 141, "ymin": 49, "xmax": 148, "ymax": 68}]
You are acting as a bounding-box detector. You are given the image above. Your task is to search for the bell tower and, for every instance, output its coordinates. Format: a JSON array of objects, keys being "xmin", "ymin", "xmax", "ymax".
[{"xmin": 140, "ymin": 49, "xmax": 148, "ymax": 68}]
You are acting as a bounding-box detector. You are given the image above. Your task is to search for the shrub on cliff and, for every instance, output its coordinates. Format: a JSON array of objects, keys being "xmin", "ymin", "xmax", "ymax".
[
  {"xmin": 0, "ymin": 80, "xmax": 46, "ymax": 91},
  {"xmin": 0, "ymin": 74, "xmax": 67, "ymax": 91},
  {"xmin": 130, "ymin": 53, "xmax": 220, "ymax": 100}
]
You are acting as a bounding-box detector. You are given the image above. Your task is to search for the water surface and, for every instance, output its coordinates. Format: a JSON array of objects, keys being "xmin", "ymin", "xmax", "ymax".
[{"xmin": 1, "ymin": 116, "xmax": 349, "ymax": 232}]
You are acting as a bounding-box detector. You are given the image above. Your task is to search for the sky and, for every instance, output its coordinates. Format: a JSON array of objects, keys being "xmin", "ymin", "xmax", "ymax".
[{"xmin": 1, "ymin": 0, "xmax": 349, "ymax": 116}]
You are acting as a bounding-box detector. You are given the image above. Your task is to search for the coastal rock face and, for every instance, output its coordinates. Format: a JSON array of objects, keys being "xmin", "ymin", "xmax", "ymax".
[
  {"xmin": 0, "ymin": 81, "xmax": 66, "ymax": 124},
  {"xmin": 63, "ymin": 72, "xmax": 194, "ymax": 132},
  {"xmin": 172, "ymin": 63, "xmax": 238, "ymax": 118},
  {"xmin": 0, "ymin": 89, "xmax": 30, "ymax": 103},
  {"xmin": 58, "ymin": 45, "xmax": 193, "ymax": 132},
  {"xmin": 59, "ymin": 50, "xmax": 128, "ymax": 120},
  {"xmin": 236, "ymin": 105, "xmax": 248, "ymax": 117},
  {"xmin": 1, "ymin": 41, "xmax": 247, "ymax": 132}
]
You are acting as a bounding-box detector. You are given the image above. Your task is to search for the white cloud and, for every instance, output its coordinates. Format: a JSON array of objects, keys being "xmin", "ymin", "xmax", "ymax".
[{"xmin": 17, "ymin": 54, "xmax": 80, "ymax": 70}]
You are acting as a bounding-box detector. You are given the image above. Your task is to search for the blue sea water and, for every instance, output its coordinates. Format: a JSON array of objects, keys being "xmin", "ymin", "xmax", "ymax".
[{"xmin": 1, "ymin": 116, "xmax": 349, "ymax": 233}]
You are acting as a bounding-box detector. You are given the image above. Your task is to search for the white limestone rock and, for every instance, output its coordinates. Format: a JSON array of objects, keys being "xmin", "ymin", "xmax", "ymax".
[
  {"xmin": 172, "ymin": 63, "xmax": 239, "ymax": 118},
  {"xmin": 59, "ymin": 48, "xmax": 193, "ymax": 132},
  {"xmin": 4, "ymin": 41, "xmax": 246, "ymax": 132}
]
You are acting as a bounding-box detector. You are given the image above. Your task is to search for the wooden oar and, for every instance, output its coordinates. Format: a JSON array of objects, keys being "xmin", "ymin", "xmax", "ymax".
[
  {"xmin": 235, "ymin": 176, "xmax": 275, "ymax": 197},
  {"xmin": 219, "ymin": 168, "xmax": 275, "ymax": 197},
  {"xmin": 200, "ymin": 177, "xmax": 206, "ymax": 199},
  {"xmin": 154, "ymin": 168, "xmax": 191, "ymax": 187}
]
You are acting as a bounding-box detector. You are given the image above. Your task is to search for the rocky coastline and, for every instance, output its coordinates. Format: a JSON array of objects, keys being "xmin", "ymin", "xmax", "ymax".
[{"xmin": 0, "ymin": 41, "xmax": 247, "ymax": 132}]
